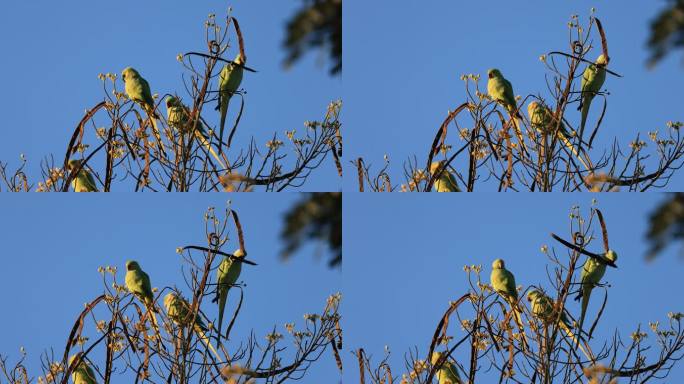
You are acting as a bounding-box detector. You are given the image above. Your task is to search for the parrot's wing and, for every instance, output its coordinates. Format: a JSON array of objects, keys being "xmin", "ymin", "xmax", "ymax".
[
  {"xmin": 581, "ymin": 65, "xmax": 593, "ymax": 91},
  {"xmin": 502, "ymin": 269, "xmax": 517, "ymax": 299},
  {"xmin": 140, "ymin": 77, "xmax": 153, "ymax": 104},
  {"xmin": 85, "ymin": 172, "xmax": 98, "ymax": 192},
  {"xmin": 141, "ymin": 271, "xmax": 153, "ymax": 297},
  {"xmin": 503, "ymin": 78, "xmax": 516, "ymax": 106}
]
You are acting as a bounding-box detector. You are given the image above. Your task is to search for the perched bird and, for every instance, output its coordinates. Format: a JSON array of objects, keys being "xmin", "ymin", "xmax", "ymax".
[
  {"xmin": 165, "ymin": 95, "xmax": 190, "ymax": 131},
  {"xmin": 125, "ymin": 260, "xmax": 161, "ymax": 344},
  {"xmin": 527, "ymin": 289, "xmax": 590, "ymax": 359},
  {"xmin": 430, "ymin": 351, "xmax": 463, "ymax": 384},
  {"xmin": 68, "ymin": 353, "xmax": 98, "ymax": 384},
  {"xmin": 67, "ymin": 160, "xmax": 98, "ymax": 192},
  {"xmin": 125, "ymin": 260, "xmax": 154, "ymax": 307},
  {"xmin": 575, "ymin": 249, "xmax": 618, "ymax": 332},
  {"xmin": 121, "ymin": 68, "xmax": 155, "ymax": 114},
  {"xmin": 165, "ymin": 96, "xmax": 226, "ymax": 169},
  {"xmin": 527, "ymin": 101, "xmax": 590, "ymax": 170},
  {"xmin": 527, "ymin": 289, "xmax": 572, "ymax": 327},
  {"xmin": 121, "ymin": 67, "xmax": 164, "ymax": 153},
  {"xmin": 578, "ymin": 54, "xmax": 608, "ymax": 136},
  {"xmin": 429, "ymin": 161, "xmax": 460, "ymax": 192},
  {"xmin": 213, "ymin": 248, "xmax": 245, "ymax": 341},
  {"xmin": 527, "ymin": 101, "xmax": 574, "ymax": 138},
  {"xmin": 164, "ymin": 292, "xmax": 222, "ymax": 362},
  {"xmin": 490, "ymin": 259, "xmax": 528, "ymax": 349},
  {"xmin": 487, "ymin": 69, "xmax": 527, "ymax": 154},
  {"xmin": 217, "ymin": 54, "xmax": 245, "ymax": 151}
]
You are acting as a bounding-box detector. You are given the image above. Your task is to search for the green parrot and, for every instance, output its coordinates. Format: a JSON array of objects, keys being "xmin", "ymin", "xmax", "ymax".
[
  {"xmin": 575, "ymin": 249, "xmax": 618, "ymax": 332},
  {"xmin": 164, "ymin": 292, "xmax": 222, "ymax": 362},
  {"xmin": 213, "ymin": 248, "xmax": 245, "ymax": 341},
  {"xmin": 487, "ymin": 68, "xmax": 527, "ymax": 154},
  {"xmin": 527, "ymin": 289, "xmax": 591, "ymax": 359},
  {"xmin": 430, "ymin": 351, "xmax": 463, "ymax": 384},
  {"xmin": 121, "ymin": 67, "xmax": 164, "ymax": 153},
  {"xmin": 165, "ymin": 96, "xmax": 226, "ymax": 169},
  {"xmin": 125, "ymin": 260, "xmax": 162, "ymax": 343},
  {"xmin": 490, "ymin": 259, "xmax": 528, "ymax": 348},
  {"xmin": 125, "ymin": 260, "xmax": 154, "ymax": 307},
  {"xmin": 527, "ymin": 289, "xmax": 572, "ymax": 328},
  {"xmin": 68, "ymin": 353, "xmax": 98, "ymax": 384},
  {"xmin": 578, "ymin": 54, "xmax": 608, "ymax": 136},
  {"xmin": 217, "ymin": 54, "xmax": 245, "ymax": 151},
  {"xmin": 67, "ymin": 160, "xmax": 98, "ymax": 192},
  {"xmin": 527, "ymin": 101, "xmax": 590, "ymax": 171},
  {"xmin": 490, "ymin": 259, "xmax": 522, "ymax": 321},
  {"xmin": 429, "ymin": 161, "xmax": 461, "ymax": 192}
]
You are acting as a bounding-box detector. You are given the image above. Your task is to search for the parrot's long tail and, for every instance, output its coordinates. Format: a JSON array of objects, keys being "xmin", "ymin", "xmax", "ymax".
[
  {"xmin": 195, "ymin": 327, "xmax": 223, "ymax": 363},
  {"xmin": 218, "ymin": 96, "xmax": 231, "ymax": 155},
  {"xmin": 579, "ymin": 97, "xmax": 592, "ymax": 140},
  {"xmin": 559, "ymin": 321, "xmax": 593, "ymax": 361},
  {"xmin": 508, "ymin": 110, "xmax": 529, "ymax": 156},
  {"xmin": 194, "ymin": 129, "xmax": 227, "ymax": 170},
  {"xmin": 578, "ymin": 289, "xmax": 590, "ymax": 334},
  {"xmin": 146, "ymin": 306, "xmax": 165, "ymax": 351},
  {"xmin": 217, "ymin": 291, "xmax": 228, "ymax": 343},
  {"xmin": 145, "ymin": 107, "xmax": 167, "ymax": 157},
  {"xmin": 510, "ymin": 302, "xmax": 529, "ymax": 351},
  {"xmin": 557, "ymin": 132, "xmax": 591, "ymax": 171}
]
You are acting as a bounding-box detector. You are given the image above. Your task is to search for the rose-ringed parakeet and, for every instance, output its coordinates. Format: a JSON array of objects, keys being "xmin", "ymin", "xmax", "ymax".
[
  {"xmin": 578, "ymin": 54, "xmax": 608, "ymax": 137},
  {"xmin": 68, "ymin": 353, "xmax": 98, "ymax": 384},
  {"xmin": 490, "ymin": 258, "xmax": 528, "ymax": 349},
  {"xmin": 67, "ymin": 160, "xmax": 98, "ymax": 192},
  {"xmin": 527, "ymin": 101, "xmax": 590, "ymax": 171},
  {"xmin": 429, "ymin": 161, "xmax": 461, "ymax": 192},
  {"xmin": 121, "ymin": 67, "xmax": 165, "ymax": 155},
  {"xmin": 125, "ymin": 260, "xmax": 162, "ymax": 346},
  {"xmin": 164, "ymin": 292, "xmax": 223, "ymax": 362},
  {"xmin": 165, "ymin": 96, "xmax": 226, "ymax": 169},
  {"xmin": 575, "ymin": 249, "xmax": 618, "ymax": 332},
  {"xmin": 431, "ymin": 351, "xmax": 463, "ymax": 384},
  {"xmin": 217, "ymin": 54, "xmax": 245, "ymax": 152},
  {"xmin": 527, "ymin": 289, "xmax": 591, "ymax": 360},
  {"xmin": 487, "ymin": 69, "xmax": 527, "ymax": 154},
  {"xmin": 125, "ymin": 260, "xmax": 154, "ymax": 307},
  {"xmin": 213, "ymin": 248, "xmax": 244, "ymax": 342}
]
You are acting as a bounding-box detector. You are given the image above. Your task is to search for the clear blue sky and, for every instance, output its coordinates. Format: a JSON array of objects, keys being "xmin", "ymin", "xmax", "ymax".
[
  {"xmin": 0, "ymin": 194, "xmax": 342, "ymax": 382},
  {"xmin": 0, "ymin": 1, "xmax": 341, "ymax": 191},
  {"xmin": 344, "ymin": 193, "xmax": 684, "ymax": 382},
  {"xmin": 345, "ymin": 1, "xmax": 684, "ymax": 191}
]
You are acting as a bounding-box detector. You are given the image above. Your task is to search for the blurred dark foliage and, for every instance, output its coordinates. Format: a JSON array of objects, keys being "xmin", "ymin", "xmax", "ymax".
[
  {"xmin": 281, "ymin": 192, "xmax": 341, "ymax": 268},
  {"xmin": 646, "ymin": 193, "xmax": 684, "ymax": 259},
  {"xmin": 283, "ymin": 0, "xmax": 342, "ymax": 75},
  {"xmin": 647, "ymin": 0, "xmax": 684, "ymax": 67}
]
